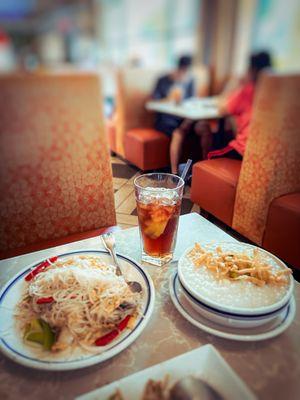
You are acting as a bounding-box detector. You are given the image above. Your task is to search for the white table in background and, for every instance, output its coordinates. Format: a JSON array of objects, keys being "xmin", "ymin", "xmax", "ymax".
[
  {"xmin": 0, "ymin": 213, "xmax": 299, "ymax": 400},
  {"xmin": 146, "ymin": 97, "xmax": 222, "ymax": 120}
]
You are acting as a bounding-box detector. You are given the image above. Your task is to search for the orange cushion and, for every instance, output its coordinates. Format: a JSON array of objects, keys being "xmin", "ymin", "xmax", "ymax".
[
  {"xmin": 124, "ymin": 128, "xmax": 170, "ymax": 170},
  {"xmin": 191, "ymin": 159, "xmax": 242, "ymax": 226},
  {"xmin": 263, "ymin": 193, "xmax": 300, "ymax": 270}
]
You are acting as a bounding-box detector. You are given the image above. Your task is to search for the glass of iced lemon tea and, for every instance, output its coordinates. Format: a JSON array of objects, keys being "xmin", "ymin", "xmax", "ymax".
[{"xmin": 134, "ymin": 173, "xmax": 184, "ymax": 266}]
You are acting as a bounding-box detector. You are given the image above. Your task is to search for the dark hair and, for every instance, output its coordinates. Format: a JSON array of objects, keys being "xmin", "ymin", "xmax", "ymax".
[
  {"xmin": 249, "ymin": 51, "xmax": 272, "ymax": 74},
  {"xmin": 177, "ymin": 55, "xmax": 192, "ymax": 70}
]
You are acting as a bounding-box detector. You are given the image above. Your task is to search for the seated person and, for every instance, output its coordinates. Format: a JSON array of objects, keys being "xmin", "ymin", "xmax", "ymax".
[
  {"xmin": 195, "ymin": 51, "xmax": 272, "ymax": 160},
  {"xmin": 152, "ymin": 55, "xmax": 195, "ymax": 174}
]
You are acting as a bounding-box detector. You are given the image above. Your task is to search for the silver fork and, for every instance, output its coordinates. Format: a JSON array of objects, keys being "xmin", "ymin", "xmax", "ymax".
[{"xmin": 101, "ymin": 233, "xmax": 142, "ymax": 293}]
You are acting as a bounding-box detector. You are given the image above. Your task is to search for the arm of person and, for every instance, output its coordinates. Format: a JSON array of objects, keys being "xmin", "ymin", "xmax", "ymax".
[
  {"xmin": 221, "ymin": 76, "xmax": 243, "ymax": 96},
  {"xmin": 217, "ymin": 85, "xmax": 243, "ymax": 116},
  {"xmin": 217, "ymin": 95, "xmax": 229, "ymax": 115}
]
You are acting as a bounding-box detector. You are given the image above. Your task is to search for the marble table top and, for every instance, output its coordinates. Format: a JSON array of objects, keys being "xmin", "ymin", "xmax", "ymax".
[{"xmin": 0, "ymin": 213, "xmax": 299, "ymax": 400}]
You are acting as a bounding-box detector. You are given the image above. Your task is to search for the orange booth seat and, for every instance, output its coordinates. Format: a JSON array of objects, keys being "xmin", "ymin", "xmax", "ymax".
[
  {"xmin": 125, "ymin": 128, "xmax": 170, "ymax": 171},
  {"xmin": 191, "ymin": 159, "xmax": 242, "ymax": 226},
  {"xmin": 107, "ymin": 67, "xmax": 169, "ymax": 170},
  {"xmin": 191, "ymin": 73, "xmax": 300, "ymax": 270},
  {"xmin": 263, "ymin": 193, "xmax": 300, "ymax": 269},
  {"xmin": 0, "ymin": 73, "xmax": 116, "ymax": 259},
  {"xmin": 106, "ymin": 65, "xmax": 211, "ymax": 170}
]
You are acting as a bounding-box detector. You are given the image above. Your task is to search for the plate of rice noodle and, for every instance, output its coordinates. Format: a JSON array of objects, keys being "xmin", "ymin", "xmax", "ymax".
[{"xmin": 0, "ymin": 250, "xmax": 155, "ymax": 370}]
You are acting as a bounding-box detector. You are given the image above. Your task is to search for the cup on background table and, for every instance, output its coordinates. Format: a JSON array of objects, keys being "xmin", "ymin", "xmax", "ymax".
[
  {"xmin": 134, "ymin": 173, "xmax": 184, "ymax": 266},
  {"xmin": 169, "ymin": 85, "xmax": 184, "ymax": 104}
]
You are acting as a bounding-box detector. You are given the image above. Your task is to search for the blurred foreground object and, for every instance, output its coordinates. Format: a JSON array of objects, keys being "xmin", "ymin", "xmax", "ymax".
[{"xmin": 0, "ymin": 73, "xmax": 116, "ymax": 258}]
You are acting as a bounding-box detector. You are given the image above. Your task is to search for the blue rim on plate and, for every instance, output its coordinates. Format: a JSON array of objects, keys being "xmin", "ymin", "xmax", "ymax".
[
  {"xmin": 178, "ymin": 242, "xmax": 294, "ymax": 316},
  {"xmin": 177, "ymin": 275, "xmax": 289, "ymax": 320},
  {"xmin": 0, "ymin": 250, "xmax": 154, "ymax": 369},
  {"xmin": 170, "ymin": 272, "xmax": 295, "ymax": 342}
]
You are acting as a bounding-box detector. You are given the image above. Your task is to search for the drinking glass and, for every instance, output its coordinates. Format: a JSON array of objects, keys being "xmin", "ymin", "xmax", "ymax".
[
  {"xmin": 134, "ymin": 173, "xmax": 184, "ymax": 266},
  {"xmin": 169, "ymin": 85, "xmax": 183, "ymax": 104}
]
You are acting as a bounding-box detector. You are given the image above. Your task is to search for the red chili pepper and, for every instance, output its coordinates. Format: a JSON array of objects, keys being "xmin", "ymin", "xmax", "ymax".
[
  {"xmin": 95, "ymin": 329, "xmax": 119, "ymax": 346},
  {"xmin": 117, "ymin": 315, "xmax": 131, "ymax": 331},
  {"xmin": 48, "ymin": 256, "xmax": 58, "ymax": 263},
  {"xmin": 25, "ymin": 257, "xmax": 58, "ymax": 281},
  {"xmin": 36, "ymin": 297, "xmax": 54, "ymax": 304},
  {"xmin": 95, "ymin": 315, "xmax": 131, "ymax": 346},
  {"xmin": 25, "ymin": 261, "xmax": 47, "ymax": 281}
]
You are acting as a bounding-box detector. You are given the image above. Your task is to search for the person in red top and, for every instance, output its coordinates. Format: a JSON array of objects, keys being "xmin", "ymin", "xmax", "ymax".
[{"xmin": 196, "ymin": 51, "xmax": 272, "ymax": 160}]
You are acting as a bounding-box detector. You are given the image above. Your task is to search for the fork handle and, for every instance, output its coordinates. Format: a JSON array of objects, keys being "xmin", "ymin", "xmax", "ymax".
[{"xmin": 107, "ymin": 248, "xmax": 122, "ymax": 276}]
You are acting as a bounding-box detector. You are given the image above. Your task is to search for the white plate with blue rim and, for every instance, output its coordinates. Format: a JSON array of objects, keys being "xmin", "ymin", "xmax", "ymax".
[
  {"xmin": 0, "ymin": 250, "xmax": 155, "ymax": 371},
  {"xmin": 169, "ymin": 272, "xmax": 296, "ymax": 342},
  {"xmin": 178, "ymin": 242, "xmax": 294, "ymax": 317},
  {"xmin": 178, "ymin": 276, "xmax": 289, "ymax": 329}
]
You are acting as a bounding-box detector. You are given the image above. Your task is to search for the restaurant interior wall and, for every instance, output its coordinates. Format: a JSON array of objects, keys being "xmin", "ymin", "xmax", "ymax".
[
  {"xmin": 1, "ymin": 1, "xmax": 300, "ymax": 89},
  {"xmin": 251, "ymin": 0, "xmax": 300, "ymax": 71},
  {"xmin": 200, "ymin": 0, "xmax": 300, "ymax": 93},
  {"xmin": 94, "ymin": 0, "xmax": 201, "ymax": 69}
]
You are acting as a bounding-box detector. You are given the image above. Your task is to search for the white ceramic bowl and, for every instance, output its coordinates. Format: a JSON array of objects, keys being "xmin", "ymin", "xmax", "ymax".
[
  {"xmin": 178, "ymin": 275, "xmax": 289, "ymax": 329},
  {"xmin": 178, "ymin": 242, "xmax": 294, "ymax": 317}
]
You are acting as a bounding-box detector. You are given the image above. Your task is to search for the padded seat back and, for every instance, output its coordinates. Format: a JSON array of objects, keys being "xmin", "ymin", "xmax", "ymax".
[
  {"xmin": 115, "ymin": 67, "xmax": 165, "ymax": 156},
  {"xmin": 0, "ymin": 73, "xmax": 116, "ymax": 254},
  {"xmin": 233, "ymin": 73, "xmax": 300, "ymax": 244},
  {"xmin": 263, "ymin": 193, "xmax": 300, "ymax": 269}
]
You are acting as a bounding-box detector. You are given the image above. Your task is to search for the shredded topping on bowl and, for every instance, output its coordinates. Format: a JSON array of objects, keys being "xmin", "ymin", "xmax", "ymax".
[{"xmin": 187, "ymin": 243, "xmax": 292, "ymax": 287}]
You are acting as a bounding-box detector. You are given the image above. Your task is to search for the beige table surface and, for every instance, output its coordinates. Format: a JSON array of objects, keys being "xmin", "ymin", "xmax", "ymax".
[
  {"xmin": 0, "ymin": 213, "xmax": 299, "ymax": 400},
  {"xmin": 146, "ymin": 97, "xmax": 222, "ymax": 120}
]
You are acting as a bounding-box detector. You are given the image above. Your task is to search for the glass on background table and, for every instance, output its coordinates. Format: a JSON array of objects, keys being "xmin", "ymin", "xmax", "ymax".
[{"xmin": 0, "ymin": 213, "xmax": 300, "ymax": 400}]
